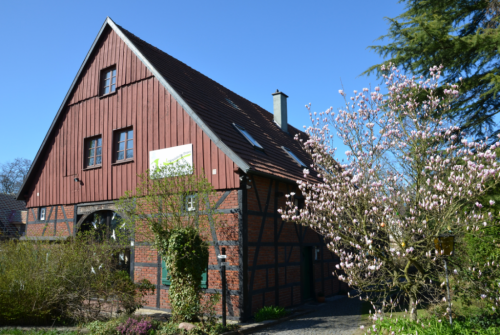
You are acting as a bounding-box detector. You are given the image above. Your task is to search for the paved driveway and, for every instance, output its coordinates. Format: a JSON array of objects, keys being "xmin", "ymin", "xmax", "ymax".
[{"xmin": 251, "ymin": 295, "xmax": 365, "ymax": 335}]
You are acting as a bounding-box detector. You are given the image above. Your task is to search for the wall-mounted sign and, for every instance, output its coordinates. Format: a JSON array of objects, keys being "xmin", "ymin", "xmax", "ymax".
[{"xmin": 149, "ymin": 144, "xmax": 193, "ymax": 177}]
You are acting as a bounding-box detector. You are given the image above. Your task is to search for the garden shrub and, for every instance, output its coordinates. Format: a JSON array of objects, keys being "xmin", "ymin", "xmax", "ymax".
[
  {"xmin": 156, "ymin": 322, "xmax": 187, "ymax": 335},
  {"xmin": 155, "ymin": 321, "xmax": 239, "ymax": 335},
  {"xmin": 116, "ymin": 317, "xmax": 156, "ymax": 335},
  {"xmin": 0, "ymin": 235, "xmax": 154, "ymax": 325},
  {"xmin": 254, "ymin": 306, "xmax": 288, "ymax": 322},
  {"xmin": 87, "ymin": 319, "xmax": 122, "ymax": 335},
  {"xmin": 197, "ymin": 292, "xmax": 221, "ymax": 331}
]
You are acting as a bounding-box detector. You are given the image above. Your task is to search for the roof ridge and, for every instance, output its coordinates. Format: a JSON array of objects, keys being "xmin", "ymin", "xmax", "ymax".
[{"xmin": 116, "ymin": 24, "xmax": 247, "ymax": 102}]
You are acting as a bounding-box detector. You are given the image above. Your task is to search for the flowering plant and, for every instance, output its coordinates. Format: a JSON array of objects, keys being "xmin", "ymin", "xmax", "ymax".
[
  {"xmin": 280, "ymin": 64, "xmax": 500, "ymax": 320},
  {"xmin": 116, "ymin": 317, "xmax": 155, "ymax": 335}
]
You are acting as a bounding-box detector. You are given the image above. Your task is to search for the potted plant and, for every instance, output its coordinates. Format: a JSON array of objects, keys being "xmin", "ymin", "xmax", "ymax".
[{"xmin": 316, "ymin": 292, "xmax": 325, "ymax": 303}]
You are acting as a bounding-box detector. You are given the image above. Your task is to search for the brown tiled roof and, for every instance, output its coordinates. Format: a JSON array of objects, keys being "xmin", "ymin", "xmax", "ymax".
[
  {"xmin": 116, "ymin": 24, "xmax": 318, "ymax": 183},
  {"xmin": 0, "ymin": 194, "xmax": 26, "ymax": 238}
]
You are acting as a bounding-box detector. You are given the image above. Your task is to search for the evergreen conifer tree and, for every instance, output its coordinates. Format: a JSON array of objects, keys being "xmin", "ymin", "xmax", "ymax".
[{"xmin": 365, "ymin": 0, "xmax": 500, "ymax": 138}]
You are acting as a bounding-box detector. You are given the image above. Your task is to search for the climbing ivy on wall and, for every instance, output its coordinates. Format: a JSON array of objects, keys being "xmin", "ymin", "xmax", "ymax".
[{"xmin": 117, "ymin": 162, "xmax": 222, "ymax": 321}]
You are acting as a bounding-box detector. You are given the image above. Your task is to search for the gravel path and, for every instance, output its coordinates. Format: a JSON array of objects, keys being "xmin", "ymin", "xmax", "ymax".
[{"xmin": 251, "ymin": 295, "xmax": 365, "ymax": 335}]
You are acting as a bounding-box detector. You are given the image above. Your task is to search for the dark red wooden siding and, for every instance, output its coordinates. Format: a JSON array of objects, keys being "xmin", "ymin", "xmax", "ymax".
[
  {"xmin": 68, "ymin": 27, "xmax": 152, "ymax": 105},
  {"xmin": 26, "ymin": 28, "xmax": 240, "ymax": 208}
]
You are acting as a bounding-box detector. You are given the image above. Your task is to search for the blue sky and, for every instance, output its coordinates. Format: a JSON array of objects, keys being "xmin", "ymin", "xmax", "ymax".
[{"xmin": 0, "ymin": 0, "xmax": 404, "ymax": 165}]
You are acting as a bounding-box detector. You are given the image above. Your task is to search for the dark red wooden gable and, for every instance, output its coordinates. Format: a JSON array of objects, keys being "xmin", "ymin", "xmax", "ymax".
[{"xmin": 26, "ymin": 27, "xmax": 240, "ymax": 208}]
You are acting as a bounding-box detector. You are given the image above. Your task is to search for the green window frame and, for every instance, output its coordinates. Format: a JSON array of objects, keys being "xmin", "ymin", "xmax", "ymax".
[{"xmin": 161, "ymin": 259, "xmax": 208, "ymax": 288}]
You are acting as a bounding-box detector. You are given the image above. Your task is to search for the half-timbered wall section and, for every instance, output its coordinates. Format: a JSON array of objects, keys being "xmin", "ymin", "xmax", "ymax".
[
  {"xmin": 25, "ymin": 26, "xmax": 239, "ymax": 208},
  {"xmin": 26, "ymin": 205, "xmax": 76, "ymax": 237},
  {"xmin": 245, "ymin": 174, "xmax": 343, "ymax": 315},
  {"xmin": 133, "ymin": 189, "xmax": 242, "ymax": 318}
]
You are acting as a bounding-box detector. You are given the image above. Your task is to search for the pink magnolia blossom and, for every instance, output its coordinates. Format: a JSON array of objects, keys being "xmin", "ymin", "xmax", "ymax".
[{"xmin": 281, "ymin": 64, "xmax": 500, "ymax": 318}]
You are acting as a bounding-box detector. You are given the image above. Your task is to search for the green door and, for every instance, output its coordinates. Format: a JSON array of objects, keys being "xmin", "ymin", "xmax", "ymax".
[{"xmin": 301, "ymin": 247, "xmax": 314, "ymax": 301}]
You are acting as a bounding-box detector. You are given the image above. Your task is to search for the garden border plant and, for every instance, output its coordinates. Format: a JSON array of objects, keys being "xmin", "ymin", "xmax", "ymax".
[
  {"xmin": 253, "ymin": 306, "xmax": 288, "ymax": 322},
  {"xmin": 0, "ymin": 231, "xmax": 154, "ymax": 326}
]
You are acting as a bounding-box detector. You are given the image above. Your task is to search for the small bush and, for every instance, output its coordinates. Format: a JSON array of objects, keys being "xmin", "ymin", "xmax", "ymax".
[
  {"xmin": 156, "ymin": 322, "xmax": 186, "ymax": 335},
  {"xmin": 155, "ymin": 321, "xmax": 239, "ymax": 335},
  {"xmin": 116, "ymin": 317, "xmax": 156, "ymax": 335},
  {"xmin": 87, "ymin": 319, "xmax": 121, "ymax": 335},
  {"xmin": 197, "ymin": 293, "xmax": 221, "ymax": 331},
  {"xmin": 0, "ymin": 235, "xmax": 154, "ymax": 325},
  {"xmin": 254, "ymin": 306, "xmax": 287, "ymax": 322}
]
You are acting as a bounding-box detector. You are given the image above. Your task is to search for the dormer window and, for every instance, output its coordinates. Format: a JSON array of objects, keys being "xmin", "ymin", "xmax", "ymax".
[
  {"xmin": 101, "ymin": 66, "xmax": 117, "ymax": 95},
  {"xmin": 233, "ymin": 124, "xmax": 263, "ymax": 150},
  {"xmin": 282, "ymin": 146, "xmax": 306, "ymax": 167}
]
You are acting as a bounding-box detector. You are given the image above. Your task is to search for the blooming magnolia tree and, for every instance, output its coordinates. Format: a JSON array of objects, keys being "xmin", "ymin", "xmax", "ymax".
[{"xmin": 280, "ymin": 65, "xmax": 500, "ymax": 320}]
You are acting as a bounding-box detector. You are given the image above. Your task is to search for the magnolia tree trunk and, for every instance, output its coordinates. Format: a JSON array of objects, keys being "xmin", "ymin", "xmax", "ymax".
[
  {"xmin": 280, "ymin": 64, "xmax": 500, "ymax": 321},
  {"xmin": 409, "ymin": 294, "xmax": 417, "ymax": 321}
]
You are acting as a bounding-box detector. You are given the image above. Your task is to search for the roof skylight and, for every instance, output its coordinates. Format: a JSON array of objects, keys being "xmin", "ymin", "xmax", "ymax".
[
  {"xmin": 225, "ymin": 98, "xmax": 241, "ymax": 110},
  {"xmin": 282, "ymin": 146, "xmax": 306, "ymax": 167},
  {"xmin": 233, "ymin": 124, "xmax": 264, "ymax": 150}
]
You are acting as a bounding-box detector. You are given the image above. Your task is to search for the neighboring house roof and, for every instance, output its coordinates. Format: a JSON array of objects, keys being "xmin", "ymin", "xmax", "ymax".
[
  {"xmin": 0, "ymin": 193, "xmax": 26, "ymax": 238},
  {"xmin": 17, "ymin": 17, "xmax": 317, "ymax": 200}
]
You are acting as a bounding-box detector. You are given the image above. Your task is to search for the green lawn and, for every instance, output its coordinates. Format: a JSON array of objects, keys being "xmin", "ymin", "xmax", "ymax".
[
  {"xmin": 359, "ymin": 300, "xmax": 429, "ymax": 324},
  {"xmin": 357, "ymin": 297, "xmax": 500, "ymax": 335}
]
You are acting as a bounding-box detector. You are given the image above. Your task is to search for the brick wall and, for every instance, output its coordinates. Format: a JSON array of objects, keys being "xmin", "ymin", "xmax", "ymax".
[
  {"xmin": 26, "ymin": 205, "xmax": 75, "ymax": 237},
  {"xmin": 134, "ymin": 189, "xmax": 242, "ymax": 318},
  {"xmin": 24, "ymin": 181, "xmax": 344, "ymax": 320},
  {"xmin": 246, "ymin": 174, "xmax": 342, "ymax": 315}
]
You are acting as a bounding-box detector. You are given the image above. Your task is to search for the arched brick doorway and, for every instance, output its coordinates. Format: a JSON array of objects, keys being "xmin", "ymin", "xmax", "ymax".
[{"xmin": 76, "ymin": 210, "xmax": 131, "ymax": 276}]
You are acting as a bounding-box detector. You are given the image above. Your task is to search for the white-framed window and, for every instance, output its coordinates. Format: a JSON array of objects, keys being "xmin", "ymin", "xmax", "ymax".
[
  {"xmin": 185, "ymin": 194, "xmax": 197, "ymax": 212},
  {"xmin": 39, "ymin": 207, "xmax": 46, "ymax": 221},
  {"xmin": 101, "ymin": 66, "xmax": 117, "ymax": 95}
]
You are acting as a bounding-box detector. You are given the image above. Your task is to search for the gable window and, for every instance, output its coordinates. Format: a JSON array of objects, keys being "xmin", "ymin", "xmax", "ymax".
[
  {"xmin": 101, "ymin": 66, "xmax": 117, "ymax": 95},
  {"xmin": 114, "ymin": 128, "xmax": 133, "ymax": 162},
  {"xmin": 282, "ymin": 146, "xmax": 306, "ymax": 167},
  {"xmin": 85, "ymin": 136, "xmax": 102, "ymax": 168},
  {"xmin": 233, "ymin": 123, "xmax": 263, "ymax": 150},
  {"xmin": 39, "ymin": 207, "xmax": 46, "ymax": 221}
]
